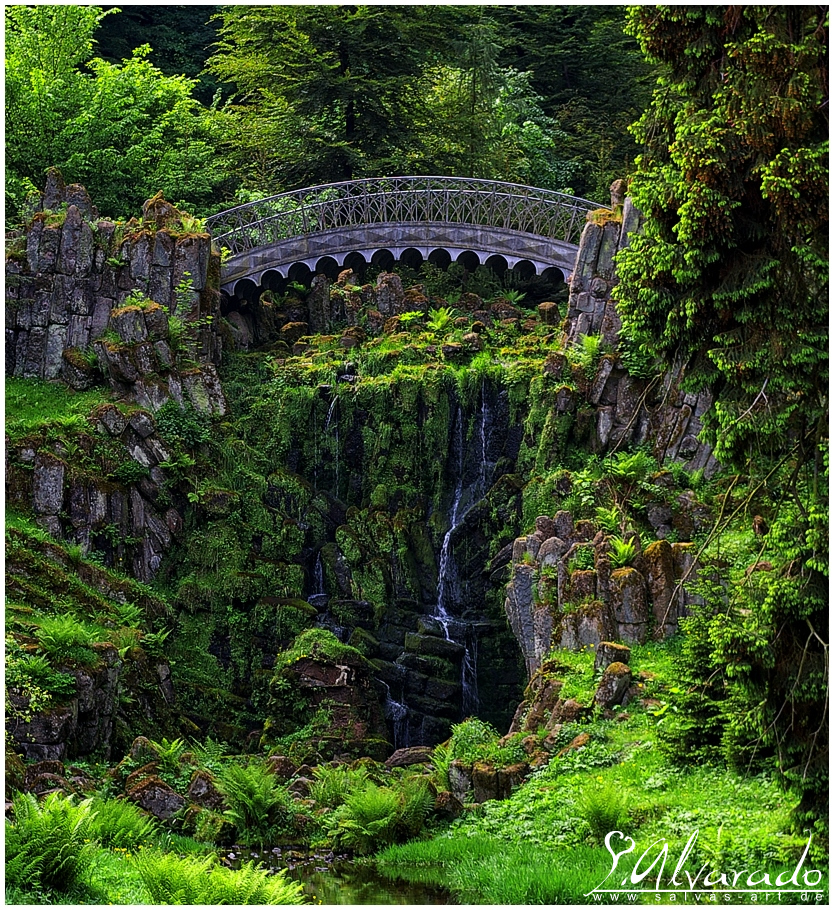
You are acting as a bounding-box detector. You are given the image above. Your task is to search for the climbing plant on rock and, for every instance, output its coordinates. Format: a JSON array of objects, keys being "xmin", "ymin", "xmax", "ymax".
[{"xmin": 614, "ymin": 6, "xmax": 828, "ymax": 830}]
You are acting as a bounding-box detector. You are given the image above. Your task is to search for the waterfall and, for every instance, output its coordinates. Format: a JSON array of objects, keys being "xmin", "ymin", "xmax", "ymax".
[
  {"xmin": 382, "ymin": 680, "xmax": 409, "ymax": 750},
  {"xmin": 461, "ymin": 629, "xmax": 479, "ymax": 716},
  {"xmin": 432, "ymin": 401, "xmax": 485, "ymax": 718},
  {"xmin": 435, "ymin": 407, "xmax": 465, "ymax": 633},
  {"xmin": 312, "ymin": 551, "xmax": 325, "ymax": 597},
  {"xmin": 324, "ymin": 394, "xmax": 339, "ymax": 496}
]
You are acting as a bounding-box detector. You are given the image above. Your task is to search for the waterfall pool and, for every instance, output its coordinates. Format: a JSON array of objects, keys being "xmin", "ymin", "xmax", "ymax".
[{"xmin": 221, "ymin": 847, "xmax": 453, "ymax": 904}]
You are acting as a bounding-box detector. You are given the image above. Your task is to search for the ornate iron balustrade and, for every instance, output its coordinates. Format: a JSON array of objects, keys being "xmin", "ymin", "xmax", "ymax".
[{"xmin": 205, "ymin": 176, "xmax": 603, "ymax": 256}]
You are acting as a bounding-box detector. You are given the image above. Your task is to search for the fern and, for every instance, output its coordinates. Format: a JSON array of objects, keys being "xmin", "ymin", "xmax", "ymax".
[
  {"xmin": 310, "ymin": 763, "xmax": 369, "ymax": 808},
  {"xmin": 217, "ymin": 761, "xmax": 294, "ymax": 846},
  {"xmin": 6, "ymin": 792, "xmax": 97, "ymax": 893},
  {"xmin": 134, "ymin": 850, "xmax": 305, "ymax": 904},
  {"xmin": 609, "ymin": 536, "xmax": 637, "ymax": 569},
  {"xmin": 86, "ymin": 796, "xmax": 157, "ymax": 848}
]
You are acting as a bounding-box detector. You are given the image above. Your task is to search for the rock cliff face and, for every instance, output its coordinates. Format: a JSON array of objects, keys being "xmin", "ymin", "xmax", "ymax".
[{"xmin": 6, "ymin": 169, "xmax": 224, "ymax": 413}]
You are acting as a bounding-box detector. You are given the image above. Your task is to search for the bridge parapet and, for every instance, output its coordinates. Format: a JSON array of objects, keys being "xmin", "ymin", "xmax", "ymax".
[{"xmin": 206, "ymin": 177, "xmax": 601, "ymax": 252}]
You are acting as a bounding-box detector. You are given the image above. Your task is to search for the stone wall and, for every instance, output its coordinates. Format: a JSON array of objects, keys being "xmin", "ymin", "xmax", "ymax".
[
  {"xmin": 6, "ymin": 406, "xmax": 185, "ymax": 583},
  {"xmin": 6, "ymin": 169, "xmax": 223, "ymax": 410}
]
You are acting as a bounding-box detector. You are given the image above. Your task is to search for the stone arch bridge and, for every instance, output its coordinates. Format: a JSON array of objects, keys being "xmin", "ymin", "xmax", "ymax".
[{"xmin": 205, "ymin": 176, "xmax": 604, "ymax": 298}]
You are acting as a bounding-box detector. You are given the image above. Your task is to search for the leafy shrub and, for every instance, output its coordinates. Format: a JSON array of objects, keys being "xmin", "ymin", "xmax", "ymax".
[
  {"xmin": 329, "ymin": 782, "xmax": 400, "ymax": 854},
  {"xmin": 35, "ymin": 614, "xmax": 100, "ymax": 664},
  {"xmin": 150, "ymin": 737, "xmax": 186, "ymax": 775},
  {"xmin": 567, "ymin": 545, "xmax": 596, "ymax": 573},
  {"xmin": 604, "ymin": 449, "xmax": 655, "ymax": 485},
  {"xmin": 217, "ymin": 761, "xmax": 295, "ymax": 846},
  {"xmin": 109, "ymin": 460, "xmax": 150, "ymax": 485},
  {"xmin": 594, "ymin": 505, "xmax": 621, "ymax": 533},
  {"xmin": 86, "ymin": 797, "xmax": 157, "ymax": 848},
  {"xmin": 426, "ymin": 306, "xmax": 457, "ymax": 333},
  {"xmin": 133, "ymin": 850, "xmax": 304, "ymax": 904},
  {"xmin": 310, "ymin": 763, "xmax": 369, "ymax": 808},
  {"xmin": 608, "ymin": 536, "xmax": 636, "ymax": 569},
  {"xmin": 7, "ymin": 652, "xmax": 76, "ymax": 699},
  {"xmin": 154, "ymin": 399, "xmax": 211, "ymax": 448},
  {"xmin": 6, "ymin": 792, "xmax": 97, "ymax": 893},
  {"xmin": 574, "ymin": 333, "xmax": 603, "ymax": 378},
  {"xmin": 448, "ymin": 717, "xmax": 500, "ymax": 763}
]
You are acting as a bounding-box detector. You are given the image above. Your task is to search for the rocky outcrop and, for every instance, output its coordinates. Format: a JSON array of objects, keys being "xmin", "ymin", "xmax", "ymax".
[
  {"xmin": 6, "ymin": 170, "xmax": 223, "ymax": 408},
  {"xmin": 8, "ymin": 644, "xmax": 121, "ymax": 761},
  {"xmin": 504, "ymin": 510, "xmax": 702, "ymax": 676},
  {"xmin": 6, "ymin": 408, "xmax": 185, "ymax": 582},
  {"xmin": 561, "ymin": 202, "xmax": 718, "ymax": 476}
]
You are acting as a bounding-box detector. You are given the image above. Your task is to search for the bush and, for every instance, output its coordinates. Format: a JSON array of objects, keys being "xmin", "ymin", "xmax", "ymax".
[
  {"xmin": 86, "ymin": 796, "xmax": 157, "ymax": 848},
  {"xmin": 329, "ymin": 776, "xmax": 433, "ymax": 854},
  {"xmin": 576, "ymin": 782, "xmax": 627, "ymax": 844},
  {"xmin": 6, "ymin": 792, "xmax": 97, "ymax": 893},
  {"xmin": 133, "ymin": 850, "xmax": 305, "ymax": 904},
  {"xmin": 154, "ymin": 399, "xmax": 211, "ymax": 448},
  {"xmin": 217, "ymin": 761, "xmax": 295, "ymax": 846}
]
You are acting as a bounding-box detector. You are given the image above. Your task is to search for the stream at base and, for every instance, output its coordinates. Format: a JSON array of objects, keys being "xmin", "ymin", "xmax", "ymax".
[{"xmin": 222, "ymin": 847, "xmax": 453, "ymax": 904}]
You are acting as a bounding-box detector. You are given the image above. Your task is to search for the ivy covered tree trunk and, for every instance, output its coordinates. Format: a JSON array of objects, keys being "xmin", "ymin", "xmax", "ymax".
[{"xmin": 614, "ymin": 6, "xmax": 828, "ymax": 831}]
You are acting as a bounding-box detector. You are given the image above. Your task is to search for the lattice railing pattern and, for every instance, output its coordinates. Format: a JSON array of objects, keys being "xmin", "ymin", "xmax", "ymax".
[{"xmin": 205, "ymin": 177, "xmax": 603, "ymax": 256}]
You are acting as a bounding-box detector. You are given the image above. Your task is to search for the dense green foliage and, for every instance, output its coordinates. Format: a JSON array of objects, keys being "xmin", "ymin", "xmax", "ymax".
[
  {"xmin": 614, "ymin": 5, "xmax": 828, "ymax": 830},
  {"xmin": 4, "ymin": 5, "xmax": 229, "ymax": 223}
]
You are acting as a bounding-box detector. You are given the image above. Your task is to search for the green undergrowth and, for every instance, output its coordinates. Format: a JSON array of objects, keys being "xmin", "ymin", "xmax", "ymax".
[
  {"xmin": 4, "ymin": 791, "xmax": 304, "ymax": 905},
  {"xmin": 377, "ymin": 638, "xmax": 828, "ymax": 903}
]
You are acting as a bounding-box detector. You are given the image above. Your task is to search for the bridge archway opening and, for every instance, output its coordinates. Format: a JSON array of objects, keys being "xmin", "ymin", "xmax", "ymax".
[
  {"xmin": 343, "ymin": 251, "xmax": 368, "ymax": 279},
  {"xmin": 399, "ymin": 248, "xmax": 424, "ymax": 271},
  {"xmin": 233, "ymin": 278, "xmax": 259, "ymax": 304},
  {"xmin": 456, "ymin": 250, "xmax": 481, "ymax": 273},
  {"xmin": 315, "ymin": 256, "xmax": 340, "ymax": 281},
  {"xmin": 288, "ymin": 262, "xmax": 313, "ymax": 284},
  {"xmin": 261, "ymin": 270, "xmax": 284, "ymax": 292},
  {"xmin": 511, "ymin": 259, "xmax": 536, "ymax": 282},
  {"xmin": 484, "ymin": 254, "xmax": 509, "ymax": 275},
  {"xmin": 428, "ymin": 248, "xmax": 452, "ymax": 270},
  {"xmin": 371, "ymin": 249, "xmax": 395, "ymax": 272}
]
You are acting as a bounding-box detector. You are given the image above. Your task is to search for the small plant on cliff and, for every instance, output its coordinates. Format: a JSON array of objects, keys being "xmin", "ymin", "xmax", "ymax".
[
  {"xmin": 573, "ymin": 333, "xmax": 603, "ymax": 378},
  {"xmin": 6, "ymin": 791, "xmax": 97, "ymax": 895},
  {"xmin": 426, "ymin": 306, "xmax": 458, "ymax": 333},
  {"xmin": 34, "ymin": 614, "xmax": 101, "ymax": 664},
  {"xmin": 608, "ymin": 536, "xmax": 636, "ymax": 569}
]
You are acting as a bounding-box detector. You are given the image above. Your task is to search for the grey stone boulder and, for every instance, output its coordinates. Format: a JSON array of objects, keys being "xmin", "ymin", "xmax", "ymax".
[
  {"xmin": 593, "ymin": 642, "xmax": 631, "ymax": 674},
  {"xmin": 594, "ymin": 662, "xmax": 632, "ymax": 708}
]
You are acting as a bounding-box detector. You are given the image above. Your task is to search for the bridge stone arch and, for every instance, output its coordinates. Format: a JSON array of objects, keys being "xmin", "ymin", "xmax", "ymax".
[{"xmin": 205, "ymin": 177, "xmax": 604, "ymax": 297}]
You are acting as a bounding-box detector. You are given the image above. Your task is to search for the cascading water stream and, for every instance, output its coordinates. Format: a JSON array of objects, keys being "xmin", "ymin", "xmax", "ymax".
[
  {"xmin": 431, "ymin": 389, "xmax": 495, "ymax": 719},
  {"xmin": 435, "ymin": 408, "xmax": 465, "ymax": 635},
  {"xmin": 381, "ymin": 679, "xmax": 409, "ymax": 750},
  {"xmin": 324, "ymin": 395, "xmax": 340, "ymax": 496}
]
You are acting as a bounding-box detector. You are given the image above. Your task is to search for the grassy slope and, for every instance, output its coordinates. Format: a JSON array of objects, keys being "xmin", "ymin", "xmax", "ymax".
[{"xmin": 377, "ymin": 641, "xmax": 827, "ymax": 904}]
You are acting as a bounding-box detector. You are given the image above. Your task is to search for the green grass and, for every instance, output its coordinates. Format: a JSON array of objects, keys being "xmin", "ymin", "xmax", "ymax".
[{"xmin": 5, "ymin": 377, "xmax": 117, "ymax": 441}]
